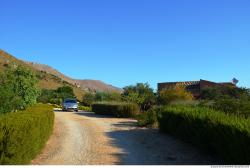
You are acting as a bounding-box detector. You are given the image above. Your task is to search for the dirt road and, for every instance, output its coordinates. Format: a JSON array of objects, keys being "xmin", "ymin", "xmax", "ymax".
[{"xmin": 32, "ymin": 110, "xmax": 219, "ymax": 165}]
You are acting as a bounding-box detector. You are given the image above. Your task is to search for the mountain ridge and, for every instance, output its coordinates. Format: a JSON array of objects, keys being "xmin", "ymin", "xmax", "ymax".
[
  {"xmin": 26, "ymin": 61, "xmax": 122, "ymax": 93},
  {"xmin": 0, "ymin": 49, "xmax": 122, "ymax": 100}
]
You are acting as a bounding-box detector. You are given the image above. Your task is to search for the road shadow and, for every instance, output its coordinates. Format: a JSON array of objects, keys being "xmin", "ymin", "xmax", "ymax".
[
  {"xmin": 74, "ymin": 111, "xmax": 118, "ymax": 119},
  {"xmin": 106, "ymin": 121, "xmax": 223, "ymax": 165}
]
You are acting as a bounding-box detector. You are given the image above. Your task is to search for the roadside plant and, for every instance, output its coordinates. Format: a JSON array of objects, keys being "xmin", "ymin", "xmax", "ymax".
[{"xmin": 158, "ymin": 85, "xmax": 193, "ymax": 105}]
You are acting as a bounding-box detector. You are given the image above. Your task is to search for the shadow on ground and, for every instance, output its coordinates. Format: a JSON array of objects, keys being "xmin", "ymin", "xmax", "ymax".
[
  {"xmin": 74, "ymin": 111, "xmax": 118, "ymax": 119},
  {"xmin": 59, "ymin": 110, "xmax": 222, "ymax": 165},
  {"xmin": 107, "ymin": 121, "xmax": 222, "ymax": 165}
]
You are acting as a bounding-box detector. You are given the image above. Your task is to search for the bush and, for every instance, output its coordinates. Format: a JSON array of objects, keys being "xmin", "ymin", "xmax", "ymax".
[
  {"xmin": 0, "ymin": 104, "xmax": 54, "ymax": 164},
  {"xmin": 122, "ymin": 83, "xmax": 156, "ymax": 111},
  {"xmin": 158, "ymin": 85, "xmax": 193, "ymax": 105},
  {"xmin": 92, "ymin": 102, "xmax": 139, "ymax": 118},
  {"xmin": 82, "ymin": 92, "xmax": 95, "ymax": 106},
  {"xmin": 136, "ymin": 107, "xmax": 158, "ymax": 127},
  {"xmin": 200, "ymin": 86, "xmax": 250, "ymax": 100},
  {"xmin": 157, "ymin": 105, "xmax": 250, "ymax": 164},
  {"xmin": 0, "ymin": 66, "xmax": 40, "ymax": 113},
  {"xmin": 37, "ymin": 86, "xmax": 76, "ymax": 105},
  {"xmin": 78, "ymin": 105, "xmax": 92, "ymax": 112},
  {"xmin": 213, "ymin": 98, "xmax": 250, "ymax": 118}
]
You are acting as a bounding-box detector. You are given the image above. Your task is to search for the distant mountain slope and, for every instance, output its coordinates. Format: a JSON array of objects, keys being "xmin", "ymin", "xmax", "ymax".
[
  {"xmin": 0, "ymin": 49, "xmax": 85, "ymax": 99},
  {"xmin": 26, "ymin": 62, "xmax": 122, "ymax": 93}
]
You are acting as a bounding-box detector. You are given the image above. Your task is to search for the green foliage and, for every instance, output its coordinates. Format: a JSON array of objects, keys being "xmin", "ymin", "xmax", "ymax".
[
  {"xmin": 200, "ymin": 86, "xmax": 250, "ymax": 117},
  {"xmin": 82, "ymin": 91, "xmax": 122, "ymax": 106},
  {"xmin": 92, "ymin": 102, "xmax": 140, "ymax": 118},
  {"xmin": 0, "ymin": 104, "xmax": 54, "ymax": 164},
  {"xmin": 136, "ymin": 107, "xmax": 159, "ymax": 127},
  {"xmin": 0, "ymin": 66, "xmax": 40, "ymax": 113},
  {"xmin": 201, "ymin": 86, "xmax": 250, "ymax": 100},
  {"xmin": 95, "ymin": 91, "xmax": 122, "ymax": 102},
  {"xmin": 78, "ymin": 105, "xmax": 92, "ymax": 112},
  {"xmin": 158, "ymin": 85, "xmax": 193, "ymax": 105},
  {"xmin": 37, "ymin": 86, "xmax": 75, "ymax": 105},
  {"xmin": 122, "ymin": 83, "xmax": 156, "ymax": 111},
  {"xmin": 82, "ymin": 92, "xmax": 95, "ymax": 106},
  {"xmin": 157, "ymin": 105, "xmax": 250, "ymax": 164},
  {"xmin": 56, "ymin": 86, "xmax": 75, "ymax": 100},
  {"xmin": 213, "ymin": 98, "xmax": 250, "ymax": 117}
]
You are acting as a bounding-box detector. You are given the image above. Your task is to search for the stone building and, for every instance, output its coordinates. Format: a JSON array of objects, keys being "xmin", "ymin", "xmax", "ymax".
[{"xmin": 158, "ymin": 79, "xmax": 235, "ymax": 98}]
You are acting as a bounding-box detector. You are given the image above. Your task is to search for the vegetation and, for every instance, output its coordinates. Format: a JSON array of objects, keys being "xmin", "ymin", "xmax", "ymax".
[
  {"xmin": 0, "ymin": 66, "xmax": 40, "ymax": 113},
  {"xmin": 158, "ymin": 85, "xmax": 193, "ymax": 105},
  {"xmin": 78, "ymin": 105, "xmax": 92, "ymax": 112},
  {"xmin": 157, "ymin": 105, "xmax": 250, "ymax": 164},
  {"xmin": 37, "ymin": 86, "xmax": 76, "ymax": 105},
  {"xmin": 82, "ymin": 91, "xmax": 122, "ymax": 106},
  {"xmin": 200, "ymin": 85, "xmax": 250, "ymax": 100},
  {"xmin": 200, "ymin": 86, "xmax": 250, "ymax": 117},
  {"xmin": 92, "ymin": 102, "xmax": 139, "ymax": 118},
  {"xmin": 0, "ymin": 104, "xmax": 54, "ymax": 164},
  {"xmin": 122, "ymin": 83, "xmax": 156, "ymax": 111},
  {"xmin": 136, "ymin": 107, "xmax": 158, "ymax": 127}
]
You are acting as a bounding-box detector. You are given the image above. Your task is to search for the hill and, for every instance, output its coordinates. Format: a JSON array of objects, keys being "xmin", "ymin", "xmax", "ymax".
[
  {"xmin": 0, "ymin": 49, "xmax": 122, "ymax": 100},
  {"xmin": 26, "ymin": 62, "xmax": 122, "ymax": 93}
]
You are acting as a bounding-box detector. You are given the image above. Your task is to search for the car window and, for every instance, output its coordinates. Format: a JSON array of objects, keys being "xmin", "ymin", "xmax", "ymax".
[{"xmin": 64, "ymin": 100, "xmax": 77, "ymax": 103}]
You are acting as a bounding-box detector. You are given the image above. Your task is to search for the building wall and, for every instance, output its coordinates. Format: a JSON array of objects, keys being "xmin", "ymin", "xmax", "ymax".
[{"xmin": 157, "ymin": 79, "xmax": 235, "ymax": 99}]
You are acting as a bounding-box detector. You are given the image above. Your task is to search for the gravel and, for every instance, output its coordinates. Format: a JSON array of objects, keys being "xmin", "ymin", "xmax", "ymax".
[{"xmin": 31, "ymin": 111, "xmax": 221, "ymax": 165}]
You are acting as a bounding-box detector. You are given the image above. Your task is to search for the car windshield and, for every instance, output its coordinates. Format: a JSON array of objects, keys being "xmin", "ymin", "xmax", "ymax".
[{"xmin": 64, "ymin": 100, "xmax": 77, "ymax": 103}]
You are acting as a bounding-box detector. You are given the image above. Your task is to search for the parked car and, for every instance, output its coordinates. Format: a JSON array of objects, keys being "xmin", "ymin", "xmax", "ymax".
[{"xmin": 62, "ymin": 98, "xmax": 78, "ymax": 112}]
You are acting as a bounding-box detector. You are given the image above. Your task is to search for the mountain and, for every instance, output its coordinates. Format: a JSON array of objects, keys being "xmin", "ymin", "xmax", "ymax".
[
  {"xmin": 0, "ymin": 49, "xmax": 122, "ymax": 100},
  {"xmin": 26, "ymin": 62, "xmax": 122, "ymax": 93}
]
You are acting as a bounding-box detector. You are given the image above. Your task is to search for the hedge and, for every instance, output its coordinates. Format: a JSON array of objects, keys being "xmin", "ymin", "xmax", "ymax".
[
  {"xmin": 78, "ymin": 105, "xmax": 92, "ymax": 112},
  {"xmin": 92, "ymin": 102, "xmax": 139, "ymax": 118},
  {"xmin": 157, "ymin": 105, "xmax": 250, "ymax": 164},
  {"xmin": 0, "ymin": 104, "xmax": 54, "ymax": 165}
]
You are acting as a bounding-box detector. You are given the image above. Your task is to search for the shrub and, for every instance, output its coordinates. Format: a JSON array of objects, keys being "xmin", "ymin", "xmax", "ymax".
[
  {"xmin": 0, "ymin": 104, "xmax": 54, "ymax": 164},
  {"xmin": 78, "ymin": 105, "xmax": 92, "ymax": 112},
  {"xmin": 136, "ymin": 107, "xmax": 158, "ymax": 127},
  {"xmin": 158, "ymin": 85, "xmax": 193, "ymax": 105},
  {"xmin": 0, "ymin": 66, "xmax": 40, "ymax": 113},
  {"xmin": 37, "ymin": 86, "xmax": 76, "ymax": 105},
  {"xmin": 200, "ymin": 86, "xmax": 250, "ymax": 100},
  {"xmin": 213, "ymin": 98, "xmax": 250, "ymax": 118},
  {"xmin": 82, "ymin": 92, "xmax": 95, "ymax": 106},
  {"xmin": 122, "ymin": 83, "xmax": 156, "ymax": 111},
  {"xmin": 92, "ymin": 102, "xmax": 139, "ymax": 118},
  {"xmin": 157, "ymin": 105, "xmax": 250, "ymax": 164}
]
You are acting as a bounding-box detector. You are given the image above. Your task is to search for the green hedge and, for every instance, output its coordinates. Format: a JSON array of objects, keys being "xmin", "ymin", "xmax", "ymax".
[
  {"xmin": 78, "ymin": 105, "xmax": 92, "ymax": 112},
  {"xmin": 92, "ymin": 102, "xmax": 139, "ymax": 118},
  {"xmin": 157, "ymin": 105, "xmax": 250, "ymax": 164},
  {"xmin": 0, "ymin": 104, "xmax": 54, "ymax": 165}
]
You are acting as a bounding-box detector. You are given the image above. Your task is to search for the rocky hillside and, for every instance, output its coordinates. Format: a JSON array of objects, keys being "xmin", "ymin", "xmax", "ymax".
[
  {"xmin": 26, "ymin": 62, "xmax": 122, "ymax": 93},
  {"xmin": 0, "ymin": 49, "xmax": 86, "ymax": 99},
  {"xmin": 0, "ymin": 49, "xmax": 122, "ymax": 99}
]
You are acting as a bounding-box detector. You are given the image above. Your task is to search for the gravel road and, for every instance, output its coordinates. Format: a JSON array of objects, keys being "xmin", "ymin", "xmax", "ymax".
[{"xmin": 32, "ymin": 110, "xmax": 220, "ymax": 165}]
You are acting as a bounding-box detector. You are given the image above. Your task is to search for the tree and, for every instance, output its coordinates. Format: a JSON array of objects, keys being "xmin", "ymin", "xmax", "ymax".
[
  {"xmin": 200, "ymin": 86, "xmax": 250, "ymax": 100},
  {"xmin": 82, "ymin": 92, "xmax": 95, "ymax": 106},
  {"xmin": 0, "ymin": 66, "xmax": 40, "ymax": 113},
  {"xmin": 56, "ymin": 86, "xmax": 75, "ymax": 100},
  {"xmin": 94, "ymin": 91, "xmax": 122, "ymax": 102},
  {"xmin": 158, "ymin": 85, "xmax": 193, "ymax": 105},
  {"xmin": 37, "ymin": 86, "xmax": 76, "ymax": 105},
  {"xmin": 122, "ymin": 83, "xmax": 156, "ymax": 111}
]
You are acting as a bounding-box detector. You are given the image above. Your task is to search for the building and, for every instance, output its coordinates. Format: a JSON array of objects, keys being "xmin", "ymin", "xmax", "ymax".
[{"xmin": 157, "ymin": 79, "xmax": 235, "ymax": 98}]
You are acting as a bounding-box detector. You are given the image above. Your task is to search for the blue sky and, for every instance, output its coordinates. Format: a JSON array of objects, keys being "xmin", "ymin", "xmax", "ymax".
[{"xmin": 1, "ymin": 0, "xmax": 250, "ymax": 89}]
